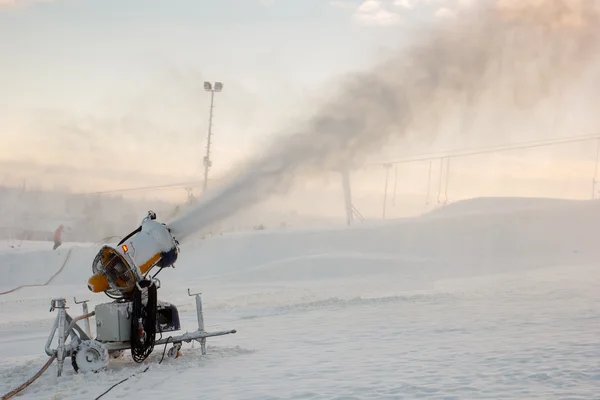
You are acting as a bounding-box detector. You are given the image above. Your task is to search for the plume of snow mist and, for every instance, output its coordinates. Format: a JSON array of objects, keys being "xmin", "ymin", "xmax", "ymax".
[{"xmin": 168, "ymin": 0, "xmax": 600, "ymax": 241}]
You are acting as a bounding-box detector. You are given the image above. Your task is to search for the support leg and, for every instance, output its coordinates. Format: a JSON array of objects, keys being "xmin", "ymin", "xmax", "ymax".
[
  {"xmin": 195, "ymin": 294, "xmax": 206, "ymax": 355},
  {"xmin": 51, "ymin": 298, "xmax": 67, "ymax": 377}
]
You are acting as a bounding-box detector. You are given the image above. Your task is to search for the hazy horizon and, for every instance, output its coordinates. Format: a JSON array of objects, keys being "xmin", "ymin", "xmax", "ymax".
[{"xmin": 2, "ymin": 0, "xmax": 600, "ymax": 227}]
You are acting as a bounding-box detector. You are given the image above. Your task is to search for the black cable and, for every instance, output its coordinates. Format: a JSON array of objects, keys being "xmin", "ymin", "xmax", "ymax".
[
  {"xmin": 94, "ymin": 366, "xmax": 149, "ymax": 400},
  {"xmin": 159, "ymin": 337, "xmax": 173, "ymax": 364},
  {"xmin": 130, "ymin": 280, "xmax": 158, "ymax": 363},
  {"xmin": 152, "ymin": 267, "xmax": 163, "ymax": 280},
  {"xmin": 94, "ymin": 337, "xmax": 174, "ymax": 399}
]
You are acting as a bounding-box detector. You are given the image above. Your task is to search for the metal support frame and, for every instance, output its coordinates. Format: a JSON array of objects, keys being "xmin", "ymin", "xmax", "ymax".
[
  {"xmin": 46, "ymin": 298, "xmax": 94, "ymax": 377},
  {"xmin": 188, "ymin": 288, "xmax": 206, "ymax": 354},
  {"xmin": 54, "ymin": 298, "xmax": 66, "ymax": 377},
  {"xmin": 45, "ymin": 290, "xmax": 236, "ymax": 377}
]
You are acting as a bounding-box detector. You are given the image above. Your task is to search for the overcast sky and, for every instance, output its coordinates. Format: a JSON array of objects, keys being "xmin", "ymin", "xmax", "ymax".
[
  {"xmin": 0, "ymin": 0, "xmax": 420, "ymax": 188},
  {"xmin": 1, "ymin": 0, "xmax": 599, "ymax": 212}
]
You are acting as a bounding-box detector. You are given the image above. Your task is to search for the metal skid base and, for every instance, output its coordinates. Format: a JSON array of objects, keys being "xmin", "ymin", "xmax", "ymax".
[{"xmin": 45, "ymin": 289, "xmax": 236, "ymax": 377}]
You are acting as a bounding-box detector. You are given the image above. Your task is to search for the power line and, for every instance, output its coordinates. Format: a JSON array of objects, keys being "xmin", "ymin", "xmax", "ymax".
[
  {"xmin": 77, "ymin": 134, "xmax": 600, "ymax": 197},
  {"xmin": 77, "ymin": 181, "xmax": 205, "ymax": 196},
  {"xmin": 368, "ymin": 133, "xmax": 600, "ymax": 167},
  {"xmin": 76, "ymin": 175, "xmax": 226, "ymax": 197}
]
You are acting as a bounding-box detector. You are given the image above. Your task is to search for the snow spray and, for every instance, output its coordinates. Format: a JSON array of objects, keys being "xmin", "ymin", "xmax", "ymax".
[{"xmin": 168, "ymin": 0, "xmax": 600, "ymax": 241}]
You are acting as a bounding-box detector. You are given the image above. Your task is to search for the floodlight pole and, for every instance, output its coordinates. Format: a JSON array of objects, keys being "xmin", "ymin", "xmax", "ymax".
[
  {"xmin": 203, "ymin": 91, "xmax": 215, "ymax": 193},
  {"xmin": 203, "ymin": 81, "xmax": 223, "ymax": 193}
]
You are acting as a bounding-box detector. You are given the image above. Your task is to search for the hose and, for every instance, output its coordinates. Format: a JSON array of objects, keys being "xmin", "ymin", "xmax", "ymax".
[
  {"xmin": 0, "ymin": 354, "xmax": 57, "ymax": 400},
  {"xmin": 0, "ymin": 247, "xmax": 75, "ymax": 295},
  {"xmin": 2, "ymin": 335, "xmax": 175, "ymax": 400}
]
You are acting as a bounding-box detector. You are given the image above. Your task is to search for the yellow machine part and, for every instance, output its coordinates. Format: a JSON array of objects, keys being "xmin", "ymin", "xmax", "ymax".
[
  {"xmin": 139, "ymin": 253, "xmax": 161, "ymax": 275},
  {"xmin": 87, "ymin": 273, "xmax": 109, "ymax": 293},
  {"xmin": 87, "ymin": 248, "xmax": 162, "ymax": 294}
]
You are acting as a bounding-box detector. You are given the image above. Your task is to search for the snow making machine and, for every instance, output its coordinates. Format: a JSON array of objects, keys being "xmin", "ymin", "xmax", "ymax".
[{"xmin": 44, "ymin": 211, "xmax": 236, "ymax": 376}]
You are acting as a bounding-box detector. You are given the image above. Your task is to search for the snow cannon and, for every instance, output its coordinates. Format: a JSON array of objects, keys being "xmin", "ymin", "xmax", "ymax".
[
  {"xmin": 37, "ymin": 210, "xmax": 236, "ymax": 379},
  {"xmin": 87, "ymin": 211, "xmax": 179, "ymax": 299}
]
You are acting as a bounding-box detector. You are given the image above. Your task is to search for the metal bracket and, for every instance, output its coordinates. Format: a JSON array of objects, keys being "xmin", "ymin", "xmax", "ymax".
[
  {"xmin": 73, "ymin": 297, "xmax": 88, "ymax": 305},
  {"xmin": 73, "ymin": 298, "xmax": 92, "ymax": 339},
  {"xmin": 50, "ymin": 298, "xmax": 67, "ymax": 312},
  {"xmin": 135, "ymin": 279, "xmax": 158, "ymax": 292},
  {"xmin": 187, "ymin": 288, "xmax": 206, "ymax": 354}
]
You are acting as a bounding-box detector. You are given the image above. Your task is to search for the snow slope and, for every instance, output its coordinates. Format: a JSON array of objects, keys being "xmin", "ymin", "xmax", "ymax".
[{"xmin": 1, "ymin": 197, "xmax": 599, "ymax": 400}]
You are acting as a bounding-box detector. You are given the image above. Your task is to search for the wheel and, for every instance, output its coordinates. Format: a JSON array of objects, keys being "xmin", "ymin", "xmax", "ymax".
[{"xmin": 71, "ymin": 340, "xmax": 109, "ymax": 373}]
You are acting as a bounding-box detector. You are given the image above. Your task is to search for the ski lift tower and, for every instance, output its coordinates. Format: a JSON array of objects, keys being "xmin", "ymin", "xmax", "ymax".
[
  {"xmin": 203, "ymin": 81, "xmax": 223, "ymax": 194},
  {"xmin": 341, "ymin": 167, "xmax": 353, "ymax": 226}
]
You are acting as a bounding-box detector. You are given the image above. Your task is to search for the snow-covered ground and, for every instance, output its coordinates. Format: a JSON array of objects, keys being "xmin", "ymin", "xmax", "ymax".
[{"xmin": 1, "ymin": 197, "xmax": 599, "ymax": 399}]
